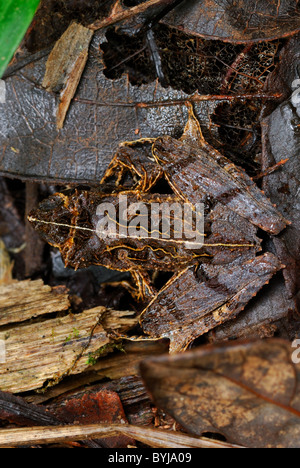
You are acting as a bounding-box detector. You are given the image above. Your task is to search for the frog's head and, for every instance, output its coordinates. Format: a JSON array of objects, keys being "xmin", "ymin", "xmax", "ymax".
[
  {"xmin": 28, "ymin": 193, "xmax": 73, "ymax": 248},
  {"xmin": 28, "ymin": 192, "xmax": 108, "ymax": 270}
]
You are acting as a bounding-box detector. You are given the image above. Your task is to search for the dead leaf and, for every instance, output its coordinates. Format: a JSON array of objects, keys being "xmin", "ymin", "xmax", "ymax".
[
  {"xmin": 0, "ymin": 23, "xmax": 281, "ymax": 184},
  {"xmin": 0, "ymin": 29, "xmax": 195, "ymax": 184},
  {"xmin": 162, "ymin": 0, "xmax": 300, "ymax": 42},
  {"xmin": 42, "ymin": 22, "xmax": 94, "ymax": 129},
  {"xmin": 140, "ymin": 339, "xmax": 300, "ymax": 448}
]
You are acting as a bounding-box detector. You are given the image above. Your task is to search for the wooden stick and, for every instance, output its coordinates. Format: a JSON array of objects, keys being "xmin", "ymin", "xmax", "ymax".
[
  {"xmin": 89, "ymin": 0, "xmax": 175, "ymax": 31},
  {"xmin": 253, "ymin": 158, "xmax": 289, "ymax": 180},
  {"xmin": 0, "ymin": 423, "xmax": 243, "ymax": 448}
]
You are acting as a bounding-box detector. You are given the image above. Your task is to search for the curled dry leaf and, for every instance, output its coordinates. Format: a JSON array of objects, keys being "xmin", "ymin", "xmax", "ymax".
[
  {"xmin": 42, "ymin": 22, "xmax": 94, "ymax": 129},
  {"xmin": 162, "ymin": 0, "xmax": 300, "ymax": 43},
  {"xmin": 140, "ymin": 339, "xmax": 300, "ymax": 448}
]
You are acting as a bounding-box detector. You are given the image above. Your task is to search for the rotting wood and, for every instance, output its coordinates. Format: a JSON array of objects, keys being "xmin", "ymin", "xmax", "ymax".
[
  {"xmin": 26, "ymin": 340, "xmax": 169, "ymax": 405},
  {"xmin": 0, "ymin": 306, "xmax": 137, "ymax": 393},
  {"xmin": 0, "ymin": 279, "xmax": 70, "ymax": 326}
]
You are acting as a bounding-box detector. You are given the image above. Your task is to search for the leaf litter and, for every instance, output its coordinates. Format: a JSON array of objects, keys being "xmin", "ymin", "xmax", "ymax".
[{"xmin": 0, "ymin": 0, "xmax": 299, "ymax": 448}]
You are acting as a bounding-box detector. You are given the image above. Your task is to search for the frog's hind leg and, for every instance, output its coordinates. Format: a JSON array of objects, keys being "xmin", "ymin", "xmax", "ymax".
[
  {"xmin": 101, "ymin": 139, "xmax": 163, "ymax": 193},
  {"xmin": 131, "ymin": 269, "xmax": 157, "ymax": 302},
  {"xmin": 140, "ymin": 253, "xmax": 283, "ymax": 353},
  {"xmin": 103, "ymin": 269, "xmax": 157, "ymax": 303}
]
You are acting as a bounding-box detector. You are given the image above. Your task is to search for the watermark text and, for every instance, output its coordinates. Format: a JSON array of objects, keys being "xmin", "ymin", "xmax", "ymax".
[{"xmin": 95, "ymin": 194, "xmax": 204, "ymax": 249}]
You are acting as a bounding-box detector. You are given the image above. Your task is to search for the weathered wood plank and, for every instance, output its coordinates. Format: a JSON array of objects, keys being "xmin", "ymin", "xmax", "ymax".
[
  {"xmin": 0, "ymin": 279, "xmax": 70, "ymax": 326},
  {"xmin": 0, "ymin": 307, "xmax": 136, "ymax": 393}
]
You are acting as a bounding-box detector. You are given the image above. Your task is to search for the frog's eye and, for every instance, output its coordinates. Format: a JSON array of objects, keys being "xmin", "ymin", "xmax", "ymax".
[{"xmin": 28, "ymin": 194, "xmax": 73, "ymax": 247}]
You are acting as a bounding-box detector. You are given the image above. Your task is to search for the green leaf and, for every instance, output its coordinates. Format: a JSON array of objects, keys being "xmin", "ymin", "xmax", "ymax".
[{"xmin": 0, "ymin": 0, "xmax": 41, "ymax": 78}]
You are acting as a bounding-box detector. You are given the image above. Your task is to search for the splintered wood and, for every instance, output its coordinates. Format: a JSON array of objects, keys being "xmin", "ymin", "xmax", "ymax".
[
  {"xmin": 0, "ymin": 279, "xmax": 70, "ymax": 326},
  {"xmin": 0, "ymin": 278, "xmax": 136, "ymax": 393}
]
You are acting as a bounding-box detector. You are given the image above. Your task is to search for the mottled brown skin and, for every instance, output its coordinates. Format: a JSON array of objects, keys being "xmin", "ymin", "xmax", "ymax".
[{"xmin": 28, "ymin": 105, "xmax": 287, "ymax": 351}]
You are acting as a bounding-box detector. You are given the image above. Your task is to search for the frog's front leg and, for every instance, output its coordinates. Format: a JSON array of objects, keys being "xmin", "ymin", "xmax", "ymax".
[
  {"xmin": 101, "ymin": 139, "xmax": 163, "ymax": 193},
  {"xmin": 140, "ymin": 253, "xmax": 283, "ymax": 353},
  {"xmin": 131, "ymin": 269, "xmax": 157, "ymax": 302}
]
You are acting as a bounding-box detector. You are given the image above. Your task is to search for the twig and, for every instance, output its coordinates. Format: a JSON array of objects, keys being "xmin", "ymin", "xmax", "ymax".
[
  {"xmin": 135, "ymin": 92, "xmax": 283, "ymax": 108},
  {"xmin": 0, "ymin": 423, "xmax": 244, "ymax": 448},
  {"xmin": 253, "ymin": 158, "xmax": 289, "ymax": 180},
  {"xmin": 89, "ymin": 0, "xmax": 178, "ymax": 31}
]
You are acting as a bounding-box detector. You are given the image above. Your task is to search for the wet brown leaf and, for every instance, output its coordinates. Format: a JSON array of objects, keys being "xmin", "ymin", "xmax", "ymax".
[
  {"xmin": 0, "ymin": 23, "xmax": 281, "ymax": 184},
  {"xmin": 0, "ymin": 29, "xmax": 196, "ymax": 184},
  {"xmin": 140, "ymin": 339, "xmax": 300, "ymax": 448},
  {"xmin": 162, "ymin": 0, "xmax": 300, "ymax": 43}
]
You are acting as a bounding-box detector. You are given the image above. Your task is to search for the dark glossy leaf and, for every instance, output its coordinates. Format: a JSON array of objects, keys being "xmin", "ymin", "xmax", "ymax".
[
  {"xmin": 0, "ymin": 21, "xmax": 282, "ymax": 184},
  {"xmin": 162, "ymin": 0, "xmax": 300, "ymax": 43},
  {"xmin": 0, "ymin": 29, "xmax": 198, "ymax": 184},
  {"xmin": 140, "ymin": 339, "xmax": 300, "ymax": 448}
]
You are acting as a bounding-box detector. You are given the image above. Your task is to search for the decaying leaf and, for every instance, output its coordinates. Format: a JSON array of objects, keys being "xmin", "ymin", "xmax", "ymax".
[
  {"xmin": 0, "ymin": 17, "xmax": 282, "ymax": 185},
  {"xmin": 162, "ymin": 0, "xmax": 300, "ymax": 43},
  {"xmin": 140, "ymin": 339, "xmax": 300, "ymax": 448},
  {"xmin": 0, "ymin": 29, "xmax": 196, "ymax": 184}
]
